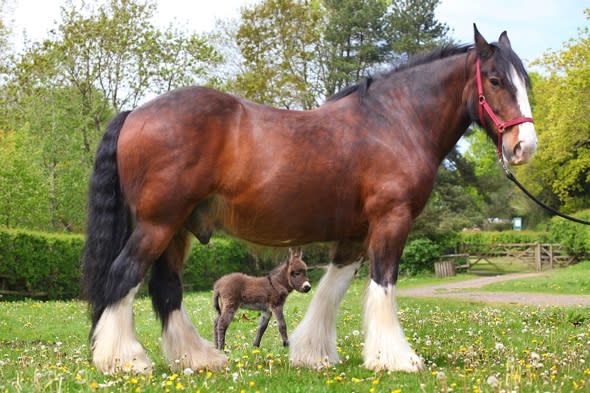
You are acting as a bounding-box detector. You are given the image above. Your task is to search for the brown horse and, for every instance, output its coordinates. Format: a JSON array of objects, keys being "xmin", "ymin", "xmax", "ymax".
[
  {"xmin": 213, "ymin": 248, "xmax": 311, "ymax": 350},
  {"xmin": 82, "ymin": 25, "xmax": 537, "ymax": 374}
]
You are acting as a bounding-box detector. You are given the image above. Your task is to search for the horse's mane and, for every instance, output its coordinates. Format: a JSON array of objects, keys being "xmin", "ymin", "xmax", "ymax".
[{"xmin": 328, "ymin": 44, "xmax": 473, "ymax": 102}]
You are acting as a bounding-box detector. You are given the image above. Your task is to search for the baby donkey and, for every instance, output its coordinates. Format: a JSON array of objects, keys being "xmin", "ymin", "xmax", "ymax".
[{"xmin": 213, "ymin": 249, "xmax": 311, "ymax": 349}]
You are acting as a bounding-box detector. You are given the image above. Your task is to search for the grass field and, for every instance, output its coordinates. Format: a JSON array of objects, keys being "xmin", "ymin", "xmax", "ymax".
[
  {"xmin": 478, "ymin": 259, "xmax": 590, "ymax": 295},
  {"xmin": 2, "ymin": 269, "xmax": 590, "ymax": 393}
]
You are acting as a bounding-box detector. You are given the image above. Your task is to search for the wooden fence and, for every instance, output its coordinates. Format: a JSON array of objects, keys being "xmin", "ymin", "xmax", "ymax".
[{"xmin": 435, "ymin": 243, "xmax": 577, "ymax": 276}]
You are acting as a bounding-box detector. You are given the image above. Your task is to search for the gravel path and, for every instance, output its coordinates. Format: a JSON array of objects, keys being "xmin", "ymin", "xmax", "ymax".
[{"xmin": 398, "ymin": 272, "xmax": 590, "ymax": 307}]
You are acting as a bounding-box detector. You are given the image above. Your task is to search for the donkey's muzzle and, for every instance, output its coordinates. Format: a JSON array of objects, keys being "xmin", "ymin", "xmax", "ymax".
[{"xmin": 301, "ymin": 282, "xmax": 311, "ymax": 293}]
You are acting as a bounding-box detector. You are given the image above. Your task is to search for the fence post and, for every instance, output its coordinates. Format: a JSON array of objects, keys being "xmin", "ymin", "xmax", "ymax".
[
  {"xmin": 549, "ymin": 244, "xmax": 554, "ymax": 269},
  {"xmin": 535, "ymin": 243, "xmax": 541, "ymax": 271}
]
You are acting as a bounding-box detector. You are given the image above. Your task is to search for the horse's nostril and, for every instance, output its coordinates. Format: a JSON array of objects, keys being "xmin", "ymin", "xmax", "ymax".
[{"xmin": 513, "ymin": 141, "xmax": 522, "ymax": 157}]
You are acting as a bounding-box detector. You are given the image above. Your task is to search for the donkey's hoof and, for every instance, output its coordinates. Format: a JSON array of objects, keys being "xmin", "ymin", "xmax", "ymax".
[{"xmin": 283, "ymin": 340, "xmax": 289, "ymax": 347}]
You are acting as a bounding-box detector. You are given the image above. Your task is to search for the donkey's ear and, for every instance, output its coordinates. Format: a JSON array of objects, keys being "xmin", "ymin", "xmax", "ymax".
[
  {"xmin": 474, "ymin": 23, "xmax": 493, "ymax": 59},
  {"xmin": 498, "ymin": 31, "xmax": 511, "ymax": 49}
]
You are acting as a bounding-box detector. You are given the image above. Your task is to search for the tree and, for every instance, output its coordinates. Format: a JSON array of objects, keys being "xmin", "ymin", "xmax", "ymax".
[
  {"xmin": 0, "ymin": 0, "xmax": 221, "ymax": 232},
  {"xmin": 387, "ymin": 0, "xmax": 449, "ymax": 57},
  {"xmin": 321, "ymin": 0, "xmax": 391, "ymax": 96},
  {"xmin": 522, "ymin": 9, "xmax": 590, "ymax": 213},
  {"xmin": 233, "ymin": 0, "xmax": 323, "ymax": 109}
]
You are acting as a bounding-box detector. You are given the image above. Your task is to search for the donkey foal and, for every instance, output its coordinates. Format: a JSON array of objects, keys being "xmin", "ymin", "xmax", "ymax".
[{"xmin": 213, "ymin": 249, "xmax": 311, "ymax": 349}]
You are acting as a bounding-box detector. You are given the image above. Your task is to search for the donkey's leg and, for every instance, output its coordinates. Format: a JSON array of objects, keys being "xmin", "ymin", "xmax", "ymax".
[
  {"xmin": 363, "ymin": 211, "xmax": 423, "ymax": 372},
  {"xmin": 289, "ymin": 242, "xmax": 363, "ymax": 368},
  {"xmin": 272, "ymin": 305, "xmax": 290, "ymax": 347},
  {"xmin": 92, "ymin": 224, "xmax": 173, "ymax": 374},
  {"xmin": 149, "ymin": 230, "xmax": 227, "ymax": 371},
  {"xmin": 253, "ymin": 311, "xmax": 271, "ymax": 347},
  {"xmin": 215, "ymin": 305, "xmax": 237, "ymax": 350}
]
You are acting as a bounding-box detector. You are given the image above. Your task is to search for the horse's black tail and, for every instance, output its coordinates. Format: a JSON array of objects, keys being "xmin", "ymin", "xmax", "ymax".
[{"xmin": 82, "ymin": 110, "xmax": 132, "ymax": 329}]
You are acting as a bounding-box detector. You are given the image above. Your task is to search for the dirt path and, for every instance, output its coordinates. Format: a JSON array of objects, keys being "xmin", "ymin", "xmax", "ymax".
[{"xmin": 398, "ymin": 272, "xmax": 590, "ymax": 307}]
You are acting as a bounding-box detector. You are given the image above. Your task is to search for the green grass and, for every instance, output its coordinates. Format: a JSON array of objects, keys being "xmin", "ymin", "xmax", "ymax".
[
  {"xmin": 396, "ymin": 273, "xmax": 478, "ymax": 288},
  {"xmin": 479, "ymin": 259, "xmax": 590, "ymax": 295},
  {"xmin": 1, "ymin": 279, "xmax": 590, "ymax": 392}
]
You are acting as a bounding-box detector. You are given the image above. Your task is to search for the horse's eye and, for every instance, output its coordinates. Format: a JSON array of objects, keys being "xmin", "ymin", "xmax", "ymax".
[{"xmin": 489, "ymin": 77, "xmax": 500, "ymax": 87}]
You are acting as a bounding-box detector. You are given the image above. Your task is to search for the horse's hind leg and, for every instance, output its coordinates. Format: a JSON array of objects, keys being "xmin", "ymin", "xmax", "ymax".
[
  {"xmin": 289, "ymin": 241, "xmax": 364, "ymax": 368},
  {"xmin": 149, "ymin": 229, "xmax": 227, "ymax": 371},
  {"xmin": 92, "ymin": 224, "xmax": 173, "ymax": 374}
]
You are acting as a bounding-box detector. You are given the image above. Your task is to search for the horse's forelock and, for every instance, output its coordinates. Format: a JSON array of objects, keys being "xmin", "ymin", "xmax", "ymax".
[{"xmin": 492, "ymin": 43, "xmax": 531, "ymax": 89}]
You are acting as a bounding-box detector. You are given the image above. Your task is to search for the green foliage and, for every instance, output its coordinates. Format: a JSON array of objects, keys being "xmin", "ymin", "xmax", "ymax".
[
  {"xmin": 459, "ymin": 230, "xmax": 550, "ymax": 247},
  {"xmin": 399, "ymin": 238, "xmax": 442, "ymax": 275},
  {"xmin": 549, "ymin": 209, "xmax": 590, "ymax": 256},
  {"xmin": 523, "ymin": 10, "xmax": 590, "ymax": 212},
  {"xmin": 233, "ymin": 0, "xmax": 322, "ymax": 109},
  {"xmin": 0, "ymin": 228, "xmax": 84, "ymax": 299},
  {"xmin": 387, "ymin": 0, "xmax": 450, "ymax": 56},
  {"xmin": 182, "ymin": 237, "xmax": 258, "ymax": 291}
]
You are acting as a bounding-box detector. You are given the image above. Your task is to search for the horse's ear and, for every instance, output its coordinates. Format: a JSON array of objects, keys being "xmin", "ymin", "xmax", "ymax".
[
  {"xmin": 473, "ymin": 23, "xmax": 493, "ymax": 60},
  {"xmin": 498, "ymin": 31, "xmax": 511, "ymax": 49}
]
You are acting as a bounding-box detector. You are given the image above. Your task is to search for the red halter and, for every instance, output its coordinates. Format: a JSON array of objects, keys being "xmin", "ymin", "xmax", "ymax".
[{"xmin": 475, "ymin": 57, "xmax": 534, "ymax": 159}]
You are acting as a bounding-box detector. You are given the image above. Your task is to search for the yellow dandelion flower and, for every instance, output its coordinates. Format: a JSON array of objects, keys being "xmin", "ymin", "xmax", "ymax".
[
  {"xmin": 206, "ymin": 371, "xmax": 213, "ymax": 379},
  {"xmin": 249, "ymin": 381, "xmax": 256, "ymax": 387},
  {"xmin": 391, "ymin": 390, "xmax": 402, "ymax": 393},
  {"xmin": 351, "ymin": 377, "xmax": 362, "ymax": 383},
  {"xmin": 130, "ymin": 377, "xmax": 138, "ymax": 384},
  {"xmin": 372, "ymin": 379, "xmax": 380, "ymax": 385},
  {"xmin": 89, "ymin": 381, "xmax": 98, "ymax": 389},
  {"xmin": 175, "ymin": 382, "xmax": 184, "ymax": 390},
  {"xmin": 252, "ymin": 349, "xmax": 261, "ymax": 355}
]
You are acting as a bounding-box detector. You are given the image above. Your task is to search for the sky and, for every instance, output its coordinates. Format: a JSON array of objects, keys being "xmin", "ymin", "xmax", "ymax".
[{"xmin": 5, "ymin": 0, "xmax": 589, "ymax": 68}]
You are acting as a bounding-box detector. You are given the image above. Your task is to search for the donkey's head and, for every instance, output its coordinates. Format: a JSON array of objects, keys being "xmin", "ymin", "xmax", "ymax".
[{"xmin": 286, "ymin": 248, "xmax": 311, "ymax": 293}]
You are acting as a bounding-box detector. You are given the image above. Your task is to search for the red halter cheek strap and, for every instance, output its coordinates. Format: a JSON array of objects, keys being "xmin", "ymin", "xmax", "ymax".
[{"xmin": 475, "ymin": 57, "xmax": 534, "ymax": 159}]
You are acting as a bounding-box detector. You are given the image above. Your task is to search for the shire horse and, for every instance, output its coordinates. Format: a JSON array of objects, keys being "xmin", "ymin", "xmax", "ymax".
[
  {"xmin": 82, "ymin": 25, "xmax": 537, "ymax": 374},
  {"xmin": 213, "ymin": 248, "xmax": 311, "ymax": 350}
]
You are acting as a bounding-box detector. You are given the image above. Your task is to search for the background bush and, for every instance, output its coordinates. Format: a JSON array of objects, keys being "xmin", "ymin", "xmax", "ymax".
[
  {"xmin": 0, "ymin": 229, "xmax": 84, "ymax": 300},
  {"xmin": 549, "ymin": 209, "xmax": 590, "ymax": 257}
]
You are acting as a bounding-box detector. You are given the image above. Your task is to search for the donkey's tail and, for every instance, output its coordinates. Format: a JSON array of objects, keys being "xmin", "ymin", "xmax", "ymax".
[
  {"xmin": 81, "ymin": 111, "xmax": 132, "ymax": 329},
  {"xmin": 213, "ymin": 288, "xmax": 221, "ymax": 314}
]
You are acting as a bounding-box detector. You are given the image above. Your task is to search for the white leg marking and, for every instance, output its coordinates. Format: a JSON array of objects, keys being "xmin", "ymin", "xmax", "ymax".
[
  {"xmin": 92, "ymin": 285, "xmax": 152, "ymax": 374},
  {"xmin": 162, "ymin": 305, "xmax": 227, "ymax": 371},
  {"xmin": 289, "ymin": 261, "xmax": 360, "ymax": 368},
  {"xmin": 363, "ymin": 280, "xmax": 423, "ymax": 372}
]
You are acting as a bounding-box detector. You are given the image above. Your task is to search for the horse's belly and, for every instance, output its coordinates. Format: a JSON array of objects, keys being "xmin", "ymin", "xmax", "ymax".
[{"xmin": 215, "ymin": 195, "xmax": 366, "ymax": 246}]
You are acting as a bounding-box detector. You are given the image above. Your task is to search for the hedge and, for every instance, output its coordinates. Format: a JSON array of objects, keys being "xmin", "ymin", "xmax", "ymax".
[
  {"xmin": 0, "ymin": 229, "xmax": 84, "ymax": 299},
  {"xmin": 549, "ymin": 209, "xmax": 590, "ymax": 257},
  {"xmin": 0, "ymin": 229, "xmax": 268, "ymax": 300}
]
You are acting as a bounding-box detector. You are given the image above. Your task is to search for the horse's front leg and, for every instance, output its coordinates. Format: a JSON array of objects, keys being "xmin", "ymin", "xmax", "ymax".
[
  {"xmin": 363, "ymin": 210, "xmax": 423, "ymax": 372},
  {"xmin": 289, "ymin": 241, "xmax": 364, "ymax": 368}
]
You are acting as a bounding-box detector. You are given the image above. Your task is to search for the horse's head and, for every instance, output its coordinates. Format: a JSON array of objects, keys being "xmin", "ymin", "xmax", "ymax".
[
  {"xmin": 471, "ymin": 24, "xmax": 537, "ymax": 165},
  {"xmin": 287, "ymin": 248, "xmax": 311, "ymax": 293}
]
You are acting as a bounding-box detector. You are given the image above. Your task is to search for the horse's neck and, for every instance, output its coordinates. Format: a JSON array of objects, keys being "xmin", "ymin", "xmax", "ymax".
[{"xmin": 380, "ymin": 53, "xmax": 473, "ymax": 162}]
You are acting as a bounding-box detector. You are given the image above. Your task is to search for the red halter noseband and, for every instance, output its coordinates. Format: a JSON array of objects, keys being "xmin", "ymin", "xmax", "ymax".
[{"xmin": 475, "ymin": 57, "xmax": 534, "ymax": 159}]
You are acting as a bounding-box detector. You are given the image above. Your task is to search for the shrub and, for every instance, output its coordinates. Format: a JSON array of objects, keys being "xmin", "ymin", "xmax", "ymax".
[
  {"xmin": 549, "ymin": 209, "xmax": 590, "ymax": 257},
  {"xmin": 0, "ymin": 229, "xmax": 84, "ymax": 300},
  {"xmin": 399, "ymin": 238, "xmax": 442, "ymax": 275}
]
